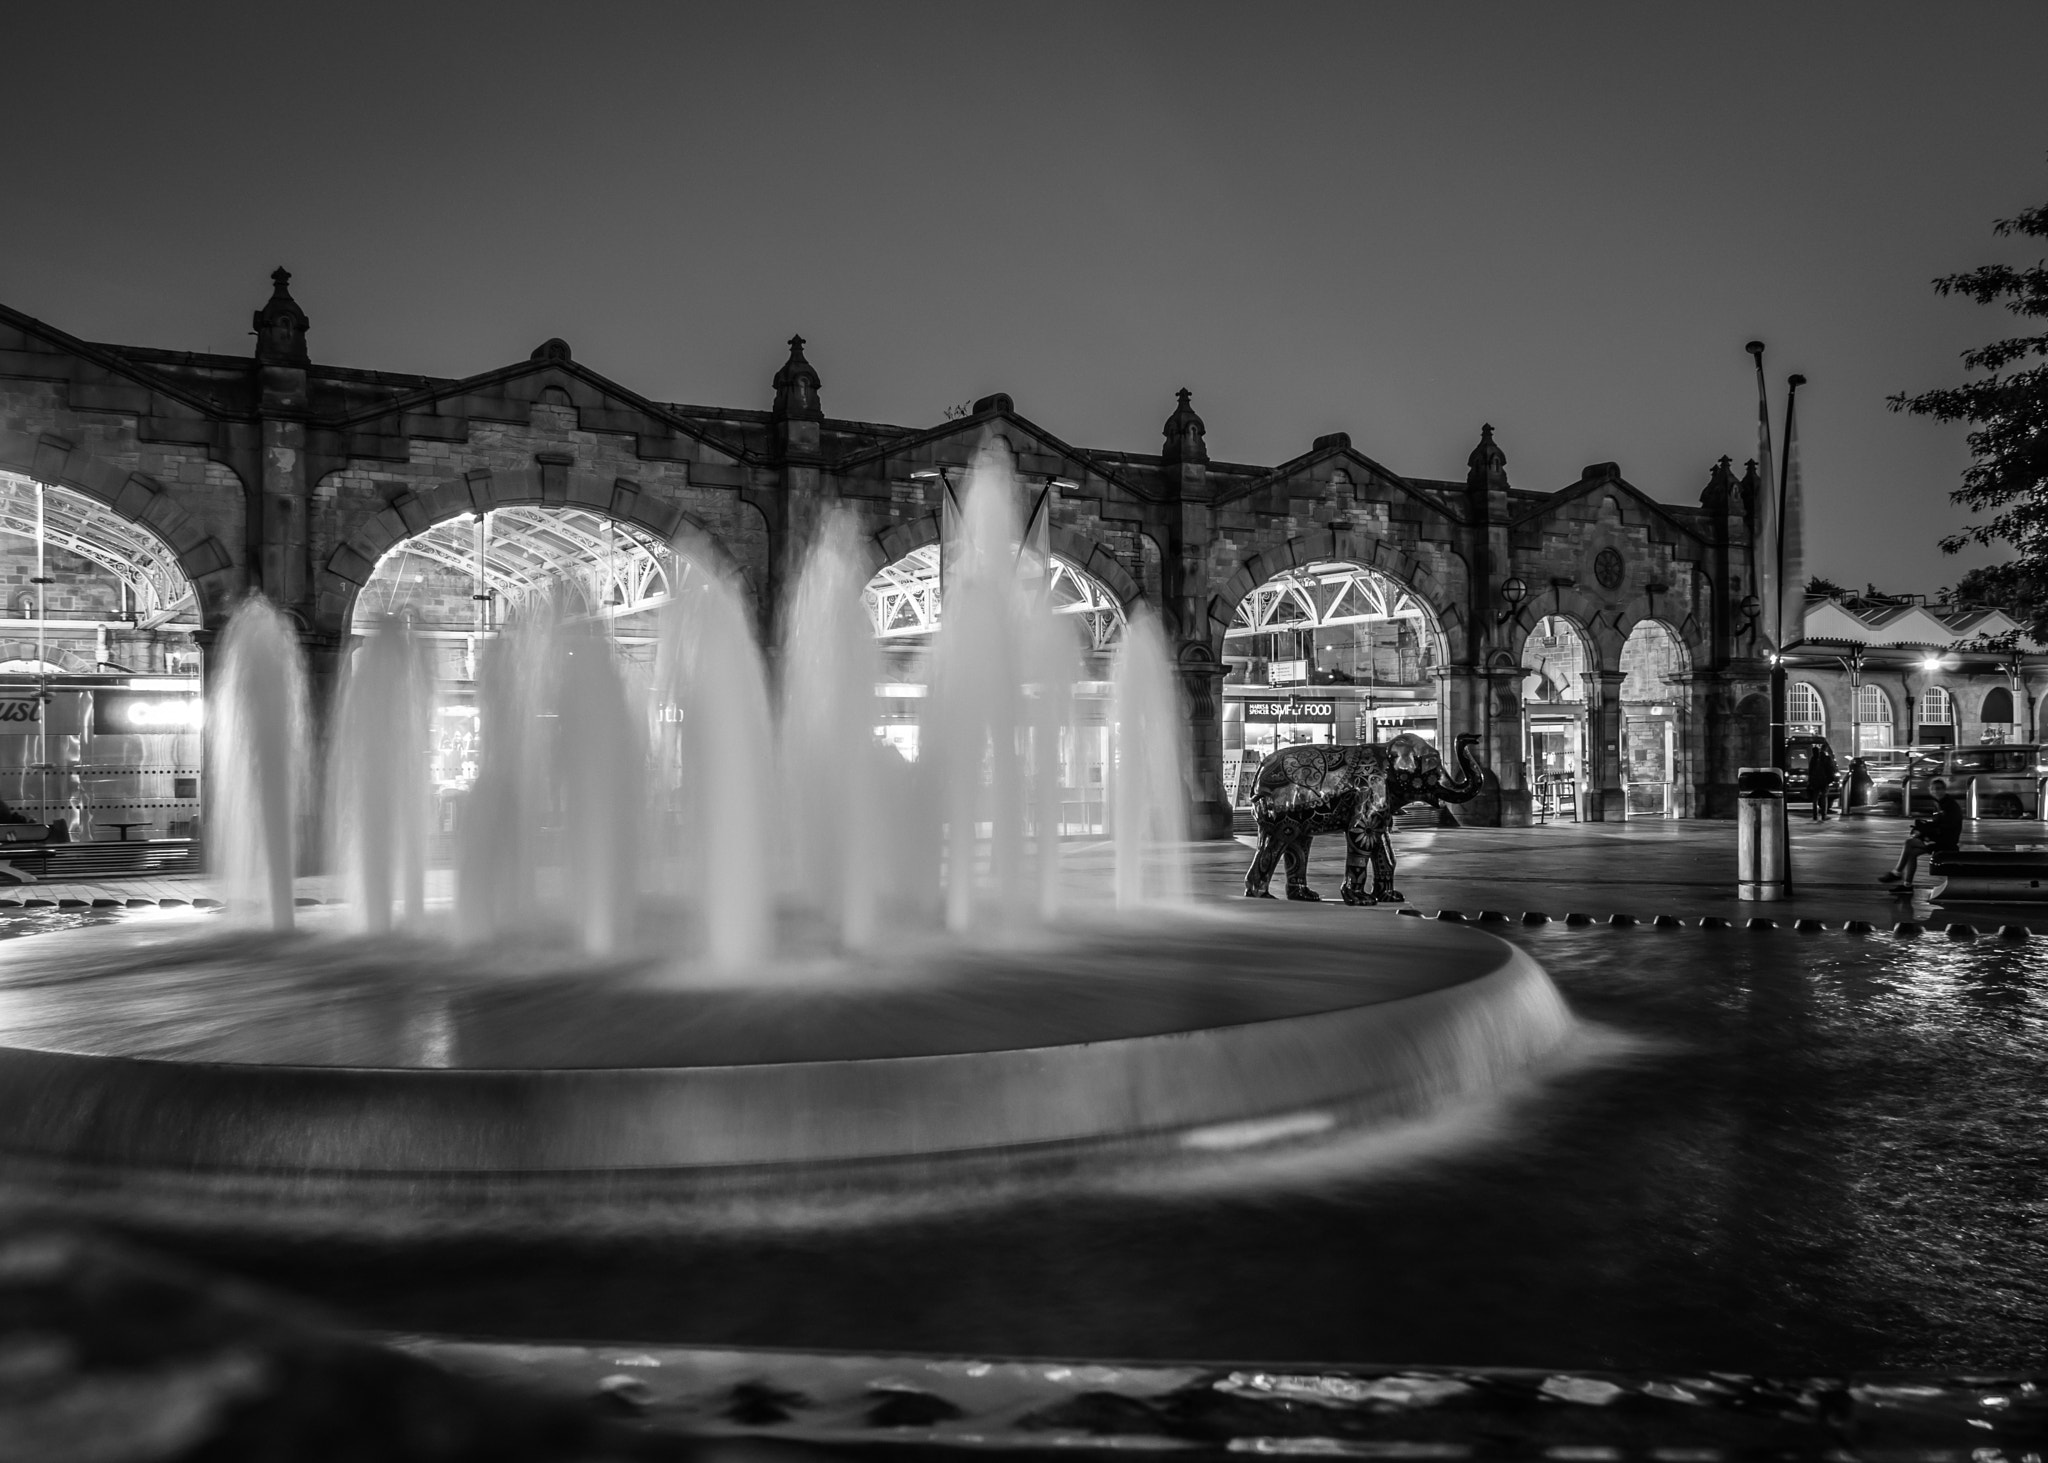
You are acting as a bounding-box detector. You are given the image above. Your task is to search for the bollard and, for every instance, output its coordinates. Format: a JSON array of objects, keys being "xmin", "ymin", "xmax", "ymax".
[{"xmin": 1736, "ymin": 766, "xmax": 1788, "ymax": 900}]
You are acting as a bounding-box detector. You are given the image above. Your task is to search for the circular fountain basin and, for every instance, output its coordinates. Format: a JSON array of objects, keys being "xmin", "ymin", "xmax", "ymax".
[{"xmin": 0, "ymin": 907, "xmax": 1571, "ymax": 1179}]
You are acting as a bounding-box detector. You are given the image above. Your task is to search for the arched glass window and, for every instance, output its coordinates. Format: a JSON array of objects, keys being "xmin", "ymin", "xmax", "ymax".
[
  {"xmin": 1921, "ymin": 685, "xmax": 1954, "ymax": 726},
  {"xmin": 1855, "ymin": 684, "xmax": 1893, "ymax": 754},
  {"xmin": 1787, "ymin": 681, "xmax": 1825, "ymax": 735}
]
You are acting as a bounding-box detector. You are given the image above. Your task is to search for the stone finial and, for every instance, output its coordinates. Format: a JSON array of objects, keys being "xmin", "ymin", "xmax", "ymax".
[
  {"xmin": 771, "ymin": 334, "xmax": 822, "ymax": 421},
  {"xmin": 530, "ymin": 338, "xmax": 572, "ymax": 362},
  {"xmin": 1466, "ymin": 423, "xmax": 1507, "ymax": 490},
  {"xmin": 1160, "ymin": 387, "xmax": 1208, "ymax": 467},
  {"xmin": 1700, "ymin": 454, "xmax": 1736, "ymax": 511},
  {"xmin": 252, "ymin": 267, "xmax": 310, "ymax": 367},
  {"xmin": 1737, "ymin": 458, "xmax": 1760, "ymax": 519}
]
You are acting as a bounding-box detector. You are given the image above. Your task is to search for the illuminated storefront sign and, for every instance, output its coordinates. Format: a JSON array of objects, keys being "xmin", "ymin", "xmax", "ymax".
[
  {"xmin": 1240, "ymin": 699, "xmax": 1336, "ymax": 721},
  {"xmin": 96, "ymin": 690, "xmax": 203, "ymax": 732}
]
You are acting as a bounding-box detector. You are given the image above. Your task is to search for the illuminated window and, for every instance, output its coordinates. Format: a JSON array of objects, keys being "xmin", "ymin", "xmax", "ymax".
[
  {"xmin": 1921, "ymin": 685, "xmax": 1953, "ymax": 725},
  {"xmin": 1787, "ymin": 681, "xmax": 1825, "ymax": 735},
  {"xmin": 1855, "ymin": 684, "xmax": 1893, "ymax": 753}
]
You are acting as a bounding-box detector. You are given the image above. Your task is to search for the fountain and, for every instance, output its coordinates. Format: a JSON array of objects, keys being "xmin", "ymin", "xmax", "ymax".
[{"xmin": 0, "ymin": 440, "xmax": 1573, "ymax": 1221}]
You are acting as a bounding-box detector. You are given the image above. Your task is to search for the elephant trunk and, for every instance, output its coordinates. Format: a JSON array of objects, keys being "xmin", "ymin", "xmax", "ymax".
[{"xmin": 1433, "ymin": 734, "xmax": 1487, "ymax": 804}]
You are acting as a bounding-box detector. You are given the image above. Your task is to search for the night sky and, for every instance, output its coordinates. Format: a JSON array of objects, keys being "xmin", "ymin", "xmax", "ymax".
[{"xmin": 5, "ymin": 1, "xmax": 2044, "ymax": 593}]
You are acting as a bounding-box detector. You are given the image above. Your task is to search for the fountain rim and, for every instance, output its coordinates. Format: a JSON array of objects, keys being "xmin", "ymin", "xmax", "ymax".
[
  {"xmin": 0, "ymin": 948, "xmax": 1508, "ymax": 1078},
  {"xmin": 0, "ymin": 933, "xmax": 1574, "ymax": 1176}
]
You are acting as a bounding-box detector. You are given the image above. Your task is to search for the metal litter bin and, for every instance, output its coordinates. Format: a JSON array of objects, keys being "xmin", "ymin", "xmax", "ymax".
[{"xmin": 1737, "ymin": 766, "xmax": 1787, "ymax": 900}]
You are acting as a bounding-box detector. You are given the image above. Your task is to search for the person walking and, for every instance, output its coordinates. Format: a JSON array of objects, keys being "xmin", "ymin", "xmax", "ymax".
[
  {"xmin": 1878, "ymin": 776, "xmax": 1964, "ymax": 890},
  {"xmin": 1807, "ymin": 740, "xmax": 1839, "ymax": 822}
]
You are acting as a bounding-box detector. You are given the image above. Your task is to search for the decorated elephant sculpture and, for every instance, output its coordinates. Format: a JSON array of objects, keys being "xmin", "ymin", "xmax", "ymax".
[{"xmin": 1243, "ymin": 732, "xmax": 1486, "ymax": 905}]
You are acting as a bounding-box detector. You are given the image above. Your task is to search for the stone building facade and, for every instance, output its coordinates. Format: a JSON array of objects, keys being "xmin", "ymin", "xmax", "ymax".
[{"xmin": 0, "ymin": 272, "xmax": 1790, "ymax": 835}]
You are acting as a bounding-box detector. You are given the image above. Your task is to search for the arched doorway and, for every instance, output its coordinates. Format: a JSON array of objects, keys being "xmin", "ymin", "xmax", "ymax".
[
  {"xmin": 0, "ymin": 469, "xmax": 204, "ymax": 840},
  {"xmin": 861, "ymin": 541, "xmax": 1129, "ymax": 831},
  {"xmin": 1220, "ymin": 560, "xmax": 1446, "ymax": 811},
  {"xmin": 353, "ymin": 505, "xmax": 696, "ymax": 826},
  {"xmin": 1520, "ymin": 615, "xmax": 1591, "ymax": 821},
  {"xmin": 1620, "ymin": 620, "xmax": 1693, "ymax": 818}
]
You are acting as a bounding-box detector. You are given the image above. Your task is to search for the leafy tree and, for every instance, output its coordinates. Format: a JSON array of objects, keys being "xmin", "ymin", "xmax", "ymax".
[
  {"xmin": 1948, "ymin": 560, "xmax": 2041, "ymax": 617},
  {"xmin": 1805, "ymin": 574, "xmax": 1848, "ymax": 598},
  {"xmin": 1889, "ymin": 184, "xmax": 2048, "ymax": 631}
]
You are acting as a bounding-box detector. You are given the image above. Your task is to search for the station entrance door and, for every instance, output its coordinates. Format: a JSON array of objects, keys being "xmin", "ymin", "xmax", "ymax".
[
  {"xmin": 1526, "ymin": 712, "xmax": 1583, "ymax": 823},
  {"xmin": 1623, "ymin": 715, "xmax": 1676, "ymax": 819}
]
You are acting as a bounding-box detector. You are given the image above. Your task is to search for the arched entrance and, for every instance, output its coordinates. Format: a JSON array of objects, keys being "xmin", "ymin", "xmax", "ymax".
[
  {"xmin": 1619, "ymin": 619, "xmax": 1693, "ymax": 818},
  {"xmin": 0, "ymin": 469, "xmax": 204, "ymax": 839},
  {"xmin": 1520, "ymin": 614, "xmax": 1591, "ymax": 822},
  {"xmin": 1220, "ymin": 560, "xmax": 1447, "ymax": 811},
  {"xmin": 353, "ymin": 505, "xmax": 698, "ymax": 827},
  {"xmin": 861, "ymin": 541, "xmax": 1129, "ymax": 831}
]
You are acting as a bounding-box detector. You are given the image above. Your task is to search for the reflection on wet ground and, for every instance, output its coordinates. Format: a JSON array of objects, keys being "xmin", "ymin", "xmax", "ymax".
[{"xmin": 2, "ymin": 908, "xmax": 2046, "ymax": 1374}]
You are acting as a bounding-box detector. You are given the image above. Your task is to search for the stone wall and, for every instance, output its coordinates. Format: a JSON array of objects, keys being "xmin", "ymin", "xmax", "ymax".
[{"xmin": 0, "ymin": 282, "xmax": 1775, "ymax": 833}]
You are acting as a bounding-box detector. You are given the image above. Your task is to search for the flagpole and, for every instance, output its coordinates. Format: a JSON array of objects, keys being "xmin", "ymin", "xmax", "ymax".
[{"xmin": 1746, "ymin": 343, "xmax": 1787, "ymax": 776}]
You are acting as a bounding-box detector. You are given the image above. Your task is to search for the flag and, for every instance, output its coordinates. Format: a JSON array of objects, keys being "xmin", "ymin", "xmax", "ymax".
[
  {"xmin": 1778, "ymin": 385, "xmax": 1805, "ymax": 649},
  {"xmin": 1751, "ymin": 352, "xmax": 1779, "ymax": 648}
]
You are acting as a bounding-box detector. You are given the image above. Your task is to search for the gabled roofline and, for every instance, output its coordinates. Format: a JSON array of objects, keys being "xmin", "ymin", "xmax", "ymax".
[
  {"xmin": 1213, "ymin": 440, "xmax": 1461, "ymax": 520},
  {"xmin": 833, "ymin": 404, "xmax": 1154, "ymax": 501},
  {"xmin": 1508, "ymin": 469, "xmax": 1706, "ymax": 546},
  {"xmin": 0, "ymin": 302, "xmax": 232, "ymax": 420},
  {"xmin": 324, "ymin": 353, "xmax": 761, "ymax": 465}
]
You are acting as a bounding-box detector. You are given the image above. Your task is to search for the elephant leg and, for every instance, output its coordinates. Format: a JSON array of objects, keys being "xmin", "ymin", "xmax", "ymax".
[
  {"xmin": 1284, "ymin": 831, "xmax": 1320, "ymax": 900},
  {"xmin": 1340, "ymin": 826, "xmax": 1376, "ymax": 905},
  {"xmin": 1371, "ymin": 824, "xmax": 1404, "ymax": 903},
  {"xmin": 1244, "ymin": 825, "xmax": 1285, "ymax": 898}
]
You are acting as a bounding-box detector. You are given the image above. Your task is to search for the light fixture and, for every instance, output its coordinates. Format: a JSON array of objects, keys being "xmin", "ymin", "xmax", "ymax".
[{"xmin": 1496, "ymin": 576, "xmax": 1528, "ymax": 624}]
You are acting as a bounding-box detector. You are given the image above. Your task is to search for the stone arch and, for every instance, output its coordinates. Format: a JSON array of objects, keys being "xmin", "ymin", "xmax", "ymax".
[
  {"xmin": 865, "ymin": 512, "xmax": 1146, "ymax": 612},
  {"xmin": 1208, "ymin": 530, "xmax": 1462, "ymax": 661},
  {"xmin": 1613, "ymin": 602, "xmax": 1709, "ymax": 687},
  {"xmin": 1514, "ymin": 612, "xmax": 1596, "ymax": 704},
  {"xmin": 0, "ymin": 428, "xmax": 239, "ymax": 621},
  {"xmin": 315, "ymin": 463, "xmax": 755, "ymax": 636}
]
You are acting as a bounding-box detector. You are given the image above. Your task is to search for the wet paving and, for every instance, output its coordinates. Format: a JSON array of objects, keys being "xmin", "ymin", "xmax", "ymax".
[{"xmin": 20, "ymin": 920, "xmax": 2031, "ymax": 1376}]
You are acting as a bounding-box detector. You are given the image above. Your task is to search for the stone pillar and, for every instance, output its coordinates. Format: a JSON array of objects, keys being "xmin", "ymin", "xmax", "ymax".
[
  {"xmin": 1588, "ymin": 669, "xmax": 1627, "ymax": 820},
  {"xmin": 764, "ymin": 335, "xmax": 823, "ymax": 651},
  {"xmin": 1486, "ymin": 667, "xmax": 1531, "ymax": 827},
  {"xmin": 1434, "ymin": 664, "xmax": 1504, "ymax": 826},
  {"xmin": 1180, "ymin": 649, "xmax": 1232, "ymax": 839}
]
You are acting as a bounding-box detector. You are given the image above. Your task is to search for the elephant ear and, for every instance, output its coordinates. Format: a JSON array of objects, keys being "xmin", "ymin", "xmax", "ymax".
[{"xmin": 1389, "ymin": 733, "xmax": 1423, "ymax": 772}]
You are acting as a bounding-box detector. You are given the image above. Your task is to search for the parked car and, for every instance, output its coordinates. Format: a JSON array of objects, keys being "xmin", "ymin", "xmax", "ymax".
[{"xmin": 1870, "ymin": 743, "xmax": 2048, "ymax": 819}]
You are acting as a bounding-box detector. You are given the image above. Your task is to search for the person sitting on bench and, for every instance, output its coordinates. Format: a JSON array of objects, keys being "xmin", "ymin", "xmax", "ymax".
[{"xmin": 1879, "ymin": 777, "xmax": 1964, "ymax": 890}]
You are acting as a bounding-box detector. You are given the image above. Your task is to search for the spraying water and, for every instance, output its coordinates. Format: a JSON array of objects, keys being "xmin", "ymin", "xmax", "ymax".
[
  {"xmin": 329, "ymin": 613, "xmax": 434, "ymax": 934},
  {"xmin": 780, "ymin": 511, "xmax": 886, "ymax": 949},
  {"xmin": 298, "ymin": 438, "xmax": 1190, "ymax": 960},
  {"xmin": 209, "ymin": 596, "xmax": 309, "ymax": 931},
  {"xmin": 655, "ymin": 570, "xmax": 775, "ymax": 968},
  {"xmin": 552, "ymin": 610, "xmax": 645, "ymax": 956},
  {"xmin": 927, "ymin": 446, "xmax": 1034, "ymax": 932},
  {"xmin": 1110, "ymin": 609, "xmax": 1192, "ymax": 908}
]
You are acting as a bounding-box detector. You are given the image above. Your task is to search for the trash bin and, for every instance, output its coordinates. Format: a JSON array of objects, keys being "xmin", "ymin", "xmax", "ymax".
[{"xmin": 1737, "ymin": 766, "xmax": 1787, "ymax": 900}]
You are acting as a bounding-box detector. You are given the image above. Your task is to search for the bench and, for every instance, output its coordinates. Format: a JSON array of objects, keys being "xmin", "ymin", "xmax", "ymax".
[{"xmin": 1929, "ymin": 850, "xmax": 2048, "ymax": 903}]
